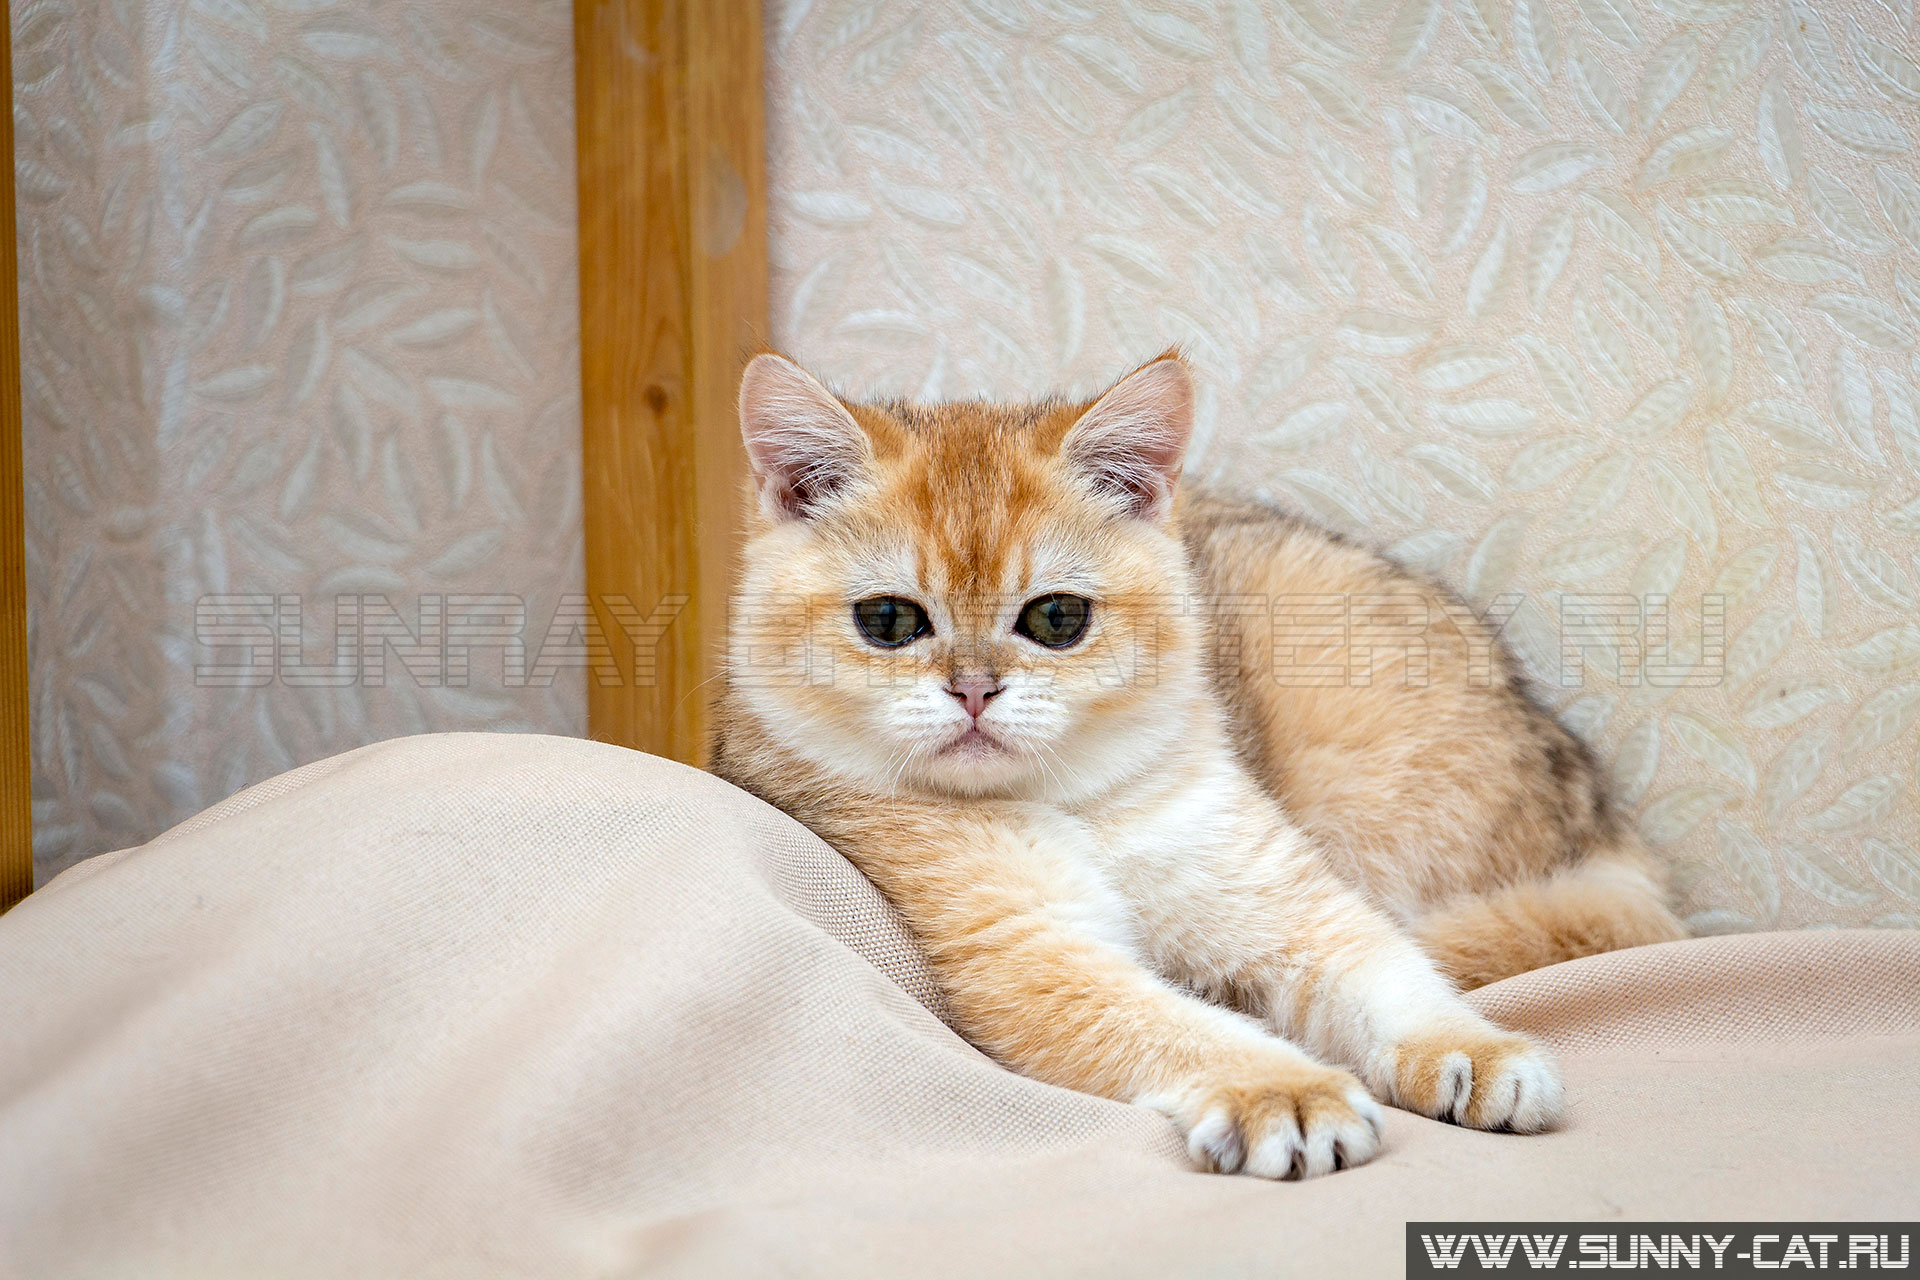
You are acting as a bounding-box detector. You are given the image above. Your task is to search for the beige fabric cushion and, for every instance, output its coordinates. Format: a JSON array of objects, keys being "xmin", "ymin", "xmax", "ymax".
[{"xmin": 2, "ymin": 733, "xmax": 1915, "ymax": 1279}]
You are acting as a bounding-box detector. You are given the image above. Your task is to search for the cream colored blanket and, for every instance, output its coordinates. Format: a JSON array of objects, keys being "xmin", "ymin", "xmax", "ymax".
[{"xmin": 2, "ymin": 734, "xmax": 1915, "ymax": 1279}]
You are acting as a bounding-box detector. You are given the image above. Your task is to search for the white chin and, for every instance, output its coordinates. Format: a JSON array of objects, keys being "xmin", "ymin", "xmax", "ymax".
[{"xmin": 922, "ymin": 738, "xmax": 1028, "ymax": 791}]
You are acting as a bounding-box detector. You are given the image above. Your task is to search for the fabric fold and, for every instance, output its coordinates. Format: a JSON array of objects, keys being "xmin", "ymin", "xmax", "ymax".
[{"xmin": 3, "ymin": 733, "xmax": 1914, "ymax": 1280}]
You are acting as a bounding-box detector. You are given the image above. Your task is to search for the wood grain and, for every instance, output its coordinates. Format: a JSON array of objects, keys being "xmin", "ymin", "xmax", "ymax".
[
  {"xmin": 573, "ymin": 0, "xmax": 767, "ymax": 765},
  {"xmin": 1, "ymin": 10, "xmax": 33, "ymax": 910}
]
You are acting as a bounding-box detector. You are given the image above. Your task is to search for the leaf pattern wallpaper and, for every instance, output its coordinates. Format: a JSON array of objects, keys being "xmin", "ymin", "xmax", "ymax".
[
  {"xmin": 13, "ymin": 1, "xmax": 586, "ymax": 883},
  {"xmin": 765, "ymin": 0, "xmax": 1920, "ymax": 931}
]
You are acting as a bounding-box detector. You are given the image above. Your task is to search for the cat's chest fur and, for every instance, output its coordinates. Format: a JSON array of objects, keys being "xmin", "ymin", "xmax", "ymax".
[
  {"xmin": 1029, "ymin": 746, "xmax": 1273, "ymax": 963},
  {"xmin": 1076, "ymin": 756, "xmax": 1247, "ymax": 880}
]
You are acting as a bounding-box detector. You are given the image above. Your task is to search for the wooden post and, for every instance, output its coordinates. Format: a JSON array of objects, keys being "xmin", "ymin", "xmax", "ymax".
[
  {"xmin": 573, "ymin": 0, "xmax": 768, "ymax": 765},
  {"xmin": 1, "ymin": 9, "xmax": 33, "ymax": 909}
]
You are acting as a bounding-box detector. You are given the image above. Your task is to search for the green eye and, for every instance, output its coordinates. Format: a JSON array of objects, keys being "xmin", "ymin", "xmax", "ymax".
[
  {"xmin": 853, "ymin": 596, "xmax": 931, "ymax": 647},
  {"xmin": 1015, "ymin": 594, "xmax": 1092, "ymax": 648}
]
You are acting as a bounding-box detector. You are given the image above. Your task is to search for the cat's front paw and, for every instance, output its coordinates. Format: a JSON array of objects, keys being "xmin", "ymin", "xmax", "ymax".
[
  {"xmin": 1149, "ymin": 1060, "xmax": 1386, "ymax": 1179},
  {"xmin": 1385, "ymin": 1025, "xmax": 1563, "ymax": 1133}
]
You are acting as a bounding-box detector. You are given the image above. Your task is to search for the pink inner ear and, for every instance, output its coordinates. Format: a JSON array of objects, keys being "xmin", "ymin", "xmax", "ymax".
[
  {"xmin": 1063, "ymin": 359, "xmax": 1194, "ymax": 518},
  {"xmin": 737, "ymin": 354, "xmax": 871, "ymax": 520}
]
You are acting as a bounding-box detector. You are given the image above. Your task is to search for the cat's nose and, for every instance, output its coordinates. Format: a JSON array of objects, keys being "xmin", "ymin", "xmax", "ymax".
[{"xmin": 945, "ymin": 678, "xmax": 1004, "ymax": 720}]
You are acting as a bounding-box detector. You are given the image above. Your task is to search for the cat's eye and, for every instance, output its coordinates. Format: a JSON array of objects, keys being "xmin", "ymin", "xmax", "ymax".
[
  {"xmin": 1014, "ymin": 594, "xmax": 1092, "ymax": 649},
  {"xmin": 853, "ymin": 596, "xmax": 931, "ymax": 648}
]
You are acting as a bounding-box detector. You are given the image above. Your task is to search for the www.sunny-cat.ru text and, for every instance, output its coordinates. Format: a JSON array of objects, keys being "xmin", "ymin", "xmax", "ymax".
[{"xmin": 188, "ymin": 590, "xmax": 1732, "ymax": 691}]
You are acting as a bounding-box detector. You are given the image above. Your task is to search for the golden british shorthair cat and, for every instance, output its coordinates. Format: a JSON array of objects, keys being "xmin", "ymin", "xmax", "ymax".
[{"xmin": 712, "ymin": 352, "xmax": 1684, "ymax": 1179}]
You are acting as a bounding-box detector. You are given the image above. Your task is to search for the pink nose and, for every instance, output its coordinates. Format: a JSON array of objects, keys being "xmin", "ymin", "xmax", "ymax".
[{"xmin": 946, "ymin": 678, "xmax": 1003, "ymax": 720}]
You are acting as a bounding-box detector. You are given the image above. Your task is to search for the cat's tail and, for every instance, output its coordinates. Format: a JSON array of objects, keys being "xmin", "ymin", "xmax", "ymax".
[{"xmin": 1411, "ymin": 835, "xmax": 1689, "ymax": 991}]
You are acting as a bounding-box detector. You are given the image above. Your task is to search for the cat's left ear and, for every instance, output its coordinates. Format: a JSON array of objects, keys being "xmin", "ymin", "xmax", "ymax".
[{"xmin": 1060, "ymin": 356, "xmax": 1193, "ymax": 521}]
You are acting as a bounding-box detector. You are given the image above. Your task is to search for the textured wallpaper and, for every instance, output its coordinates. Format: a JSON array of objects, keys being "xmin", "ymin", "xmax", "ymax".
[
  {"xmin": 765, "ymin": 0, "xmax": 1920, "ymax": 931},
  {"xmin": 13, "ymin": 1, "xmax": 586, "ymax": 882}
]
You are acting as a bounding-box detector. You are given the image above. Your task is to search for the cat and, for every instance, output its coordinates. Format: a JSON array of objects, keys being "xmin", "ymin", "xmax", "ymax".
[{"xmin": 710, "ymin": 351, "xmax": 1686, "ymax": 1179}]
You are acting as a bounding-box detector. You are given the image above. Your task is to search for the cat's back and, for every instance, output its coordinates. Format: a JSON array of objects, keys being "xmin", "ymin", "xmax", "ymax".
[
  {"xmin": 1174, "ymin": 488, "xmax": 1497, "ymax": 752},
  {"xmin": 1178, "ymin": 492, "xmax": 1439, "ymax": 612},
  {"xmin": 1176, "ymin": 491, "xmax": 1486, "ymax": 669},
  {"xmin": 1174, "ymin": 489, "xmax": 1600, "ymax": 912}
]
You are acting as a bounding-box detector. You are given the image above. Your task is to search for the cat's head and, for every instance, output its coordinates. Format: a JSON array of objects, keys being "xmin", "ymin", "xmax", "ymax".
[{"xmin": 725, "ymin": 353, "xmax": 1208, "ymax": 802}]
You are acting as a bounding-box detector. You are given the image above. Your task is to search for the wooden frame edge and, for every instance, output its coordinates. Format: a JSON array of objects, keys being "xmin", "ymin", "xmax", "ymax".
[
  {"xmin": 2, "ymin": 9, "xmax": 33, "ymax": 910},
  {"xmin": 573, "ymin": 0, "xmax": 768, "ymax": 765}
]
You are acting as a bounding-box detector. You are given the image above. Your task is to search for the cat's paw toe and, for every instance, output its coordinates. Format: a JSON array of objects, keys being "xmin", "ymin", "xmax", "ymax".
[
  {"xmin": 1163, "ymin": 1066, "xmax": 1385, "ymax": 1179},
  {"xmin": 1388, "ymin": 1027, "xmax": 1563, "ymax": 1133}
]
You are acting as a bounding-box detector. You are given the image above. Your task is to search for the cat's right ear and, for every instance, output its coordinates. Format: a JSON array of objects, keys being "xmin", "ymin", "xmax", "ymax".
[{"xmin": 738, "ymin": 354, "xmax": 873, "ymax": 521}]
